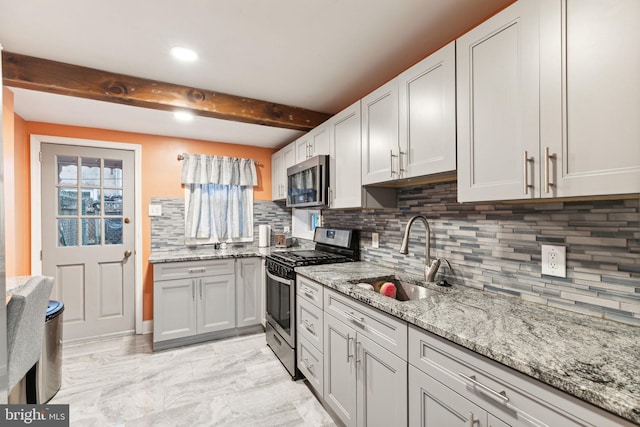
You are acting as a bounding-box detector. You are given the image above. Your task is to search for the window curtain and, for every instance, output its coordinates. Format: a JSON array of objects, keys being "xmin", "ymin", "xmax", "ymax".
[{"xmin": 181, "ymin": 154, "xmax": 258, "ymax": 243}]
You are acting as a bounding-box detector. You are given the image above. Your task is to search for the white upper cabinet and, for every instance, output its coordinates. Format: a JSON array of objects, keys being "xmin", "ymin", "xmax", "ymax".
[
  {"xmin": 457, "ymin": 0, "xmax": 541, "ymax": 202},
  {"xmin": 271, "ymin": 142, "xmax": 296, "ymax": 201},
  {"xmin": 361, "ymin": 79, "xmax": 400, "ymax": 185},
  {"xmin": 539, "ymin": 0, "xmax": 640, "ymax": 198},
  {"xmin": 398, "ymin": 41, "xmax": 456, "ymax": 178},
  {"xmin": 329, "ymin": 101, "xmax": 363, "ymax": 209},
  {"xmin": 296, "ymin": 122, "xmax": 330, "ymax": 163}
]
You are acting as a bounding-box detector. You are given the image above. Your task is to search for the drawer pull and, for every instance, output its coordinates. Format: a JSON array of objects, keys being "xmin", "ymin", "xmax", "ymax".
[
  {"xmin": 304, "ymin": 291, "xmax": 315, "ymax": 300},
  {"xmin": 188, "ymin": 267, "xmax": 206, "ymax": 274},
  {"xmin": 346, "ymin": 311, "xmax": 365, "ymax": 327},
  {"xmin": 467, "ymin": 412, "xmax": 479, "ymax": 427},
  {"xmin": 459, "ymin": 373, "xmax": 509, "ymax": 404},
  {"xmin": 302, "ymin": 319, "xmax": 315, "ymax": 334},
  {"xmin": 303, "ymin": 357, "xmax": 314, "ymax": 373}
]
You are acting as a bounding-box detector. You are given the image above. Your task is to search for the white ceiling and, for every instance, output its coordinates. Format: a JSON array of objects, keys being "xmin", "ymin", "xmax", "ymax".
[{"xmin": 0, "ymin": 0, "xmax": 512, "ymax": 149}]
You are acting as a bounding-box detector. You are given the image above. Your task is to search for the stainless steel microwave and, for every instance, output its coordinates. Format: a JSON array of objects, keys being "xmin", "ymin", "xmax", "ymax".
[{"xmin": 286, "ymin": 155, "xmax": 328, "ymax": 208}]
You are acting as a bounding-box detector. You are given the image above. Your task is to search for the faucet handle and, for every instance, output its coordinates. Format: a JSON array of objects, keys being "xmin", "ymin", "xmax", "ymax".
[{"xmin": 425, "ymin": 259, "xmax": 441, "ymax": 282}]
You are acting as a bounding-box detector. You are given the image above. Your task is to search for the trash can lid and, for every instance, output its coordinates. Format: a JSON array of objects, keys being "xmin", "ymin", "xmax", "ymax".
[{"xmin": 46, "ymin": 300, "xmax": 64, "ymax": 319}]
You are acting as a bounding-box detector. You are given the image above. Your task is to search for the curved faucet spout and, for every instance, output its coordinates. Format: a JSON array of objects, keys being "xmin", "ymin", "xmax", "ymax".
[{"xmin": 399, "ymin": 215, "xmax": 432, "ymax": 280}]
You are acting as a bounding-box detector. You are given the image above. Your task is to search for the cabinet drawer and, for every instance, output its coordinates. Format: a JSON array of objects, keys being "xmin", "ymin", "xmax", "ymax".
[
  {"xmin": 324, "ymin": 288, "xmax": 407, "ymax": 360},
  {"xmin": 297, "ymin": 335, "xmax": 324, "ymax": 397},
  {"xmin": 154, "ymin": 259, "xmax": 235, "ymax": 281},
  {"xmin": 297, "ymin": 275, "xmax": 324, "ymax": 308},
  {"xmin": 297, "ymin": 297, "xmax": 323, "ymax": 352},
  {"xmin": 408, "ymin": 325, "xmax": 632, "ymax": 427}
]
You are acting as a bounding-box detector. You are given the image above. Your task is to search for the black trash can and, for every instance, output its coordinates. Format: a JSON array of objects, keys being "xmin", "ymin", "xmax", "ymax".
[{"xmin": 35, "ymin": 300, "xmax": 64, "ymax": 403}]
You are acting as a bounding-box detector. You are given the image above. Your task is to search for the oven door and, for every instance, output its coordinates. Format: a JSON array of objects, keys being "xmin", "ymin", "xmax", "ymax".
[{"xmin": 265, "ymin": 269, "xmax": 295, "ymax": 347}]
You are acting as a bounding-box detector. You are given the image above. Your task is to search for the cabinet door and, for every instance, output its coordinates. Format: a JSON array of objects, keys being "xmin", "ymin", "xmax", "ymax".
[
  {"xmin": 399, "ymin": 41, "xmax": 456, "ymax": 179},
  {"xmin": 457, "ymin": 0, "xmax": 541, "ymax": 202},
  {"xmin": 197, "ymin": 273, "xmax": 236, "ymax": 334},
  {"xmin": 153, "ymin": 278, "xmax": 197, "ymax": 342},
  {"xmin": 296, "ymin": 134, "xmax": 311, "ymax": 163},
  {"xmin": 362, "ymin": 79, "xmax": 400, "ymax": 185},
  {"xmin": 329, "ymin": 101, "xmax": 363, "ymax": 209},
  {"xmin": 356, "ymin": 334, "xmax": 407, "ymax": 427},
  {"xmin": 324, "ymin": 313, "xmax": 357, "ymax": 427},
  {"xmin": 409, "ymin": 365, "xmax": 488, "ymax": 427},
  {"xmin": 236, "ymin": 257, "xmax": 262, "ymax": 328},
  {"xmin": 310, "ymin": 122, "xmax": 330, "ymax": 157},
  {"xmin": 283, "ymin": 143, "xmax": 297, "ymax": 198},
  {"xmin": 272, "ymin": 150, "xmax": 285, "ymax": 200},
  {"xmin": 488, "ymin": 414, "xmax": 510, "ymax": 427},
  {"xmin": 540, "ymin": 0, "xmax": 640, "ymax": 198}
]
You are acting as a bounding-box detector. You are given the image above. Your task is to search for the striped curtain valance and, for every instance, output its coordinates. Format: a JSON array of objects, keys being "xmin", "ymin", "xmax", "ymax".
[{"xmin": 180, "ymin": 154, "xmax": 258, "ymax": 186}]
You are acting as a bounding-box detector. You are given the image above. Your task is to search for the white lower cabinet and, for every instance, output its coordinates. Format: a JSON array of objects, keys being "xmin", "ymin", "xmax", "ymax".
[
  {"xmin": 408, "ymin": 325, "xmax": 634, "ymax": 427},
  {"xmin": 153, "ymin": 257, "xmax": 263, "ymax": 350},
  {"xmin": 323, "ymin": 288, "xmax": 407, "ymax": 427}
]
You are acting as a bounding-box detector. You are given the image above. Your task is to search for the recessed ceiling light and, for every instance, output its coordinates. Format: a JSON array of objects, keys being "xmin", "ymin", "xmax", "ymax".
[
  {"xmin": 174, "ymin": 111, "xmax": 194, "ymax": 122},
  {"xmin": 170, "ymin": 46, "xmax": 198, "ymax": 62}
]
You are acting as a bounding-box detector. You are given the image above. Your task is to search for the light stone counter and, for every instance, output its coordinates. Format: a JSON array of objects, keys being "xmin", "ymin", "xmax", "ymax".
[
  {"xmin": 148, "ymin": 242, "xmax": 314, "ymax": 264},
  {"xmin": 295, "ymin": 261, "xmax": 640, "ymax": 424}
]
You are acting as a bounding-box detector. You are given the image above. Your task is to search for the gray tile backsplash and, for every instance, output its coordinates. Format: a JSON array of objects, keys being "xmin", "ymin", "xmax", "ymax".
[
  {"xmin": 150, "ymin": 184, "xmax": 640, "ymax": 326},
  {"xmin": 321, "ymin": 182, "xmax": 640, "ymax": 326},
  {"xmin": 150, "ymin": 197, "xmax": 292, "ymax": 250}
]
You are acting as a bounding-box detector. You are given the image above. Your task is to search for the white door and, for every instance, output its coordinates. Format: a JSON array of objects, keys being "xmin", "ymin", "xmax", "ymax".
[
  {"xmin": 198, "ymin": 273, "xmax": 235, "ymax": 334},
  {"xmin": 324, "ymin": 313, "xmax": 357, "ymax": 427},
  {"xmin": 41, "ymin": 143, "xmax": 135, "ymax": 341}
]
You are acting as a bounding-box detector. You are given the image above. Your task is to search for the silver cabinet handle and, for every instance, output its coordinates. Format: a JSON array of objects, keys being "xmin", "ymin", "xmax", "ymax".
[
  {"xmin": 390, "ymin": 150, "xmax": 398, "ymax": 177},
  {"xmin": 544, "ymin": 146, "xmax": 556, "ymax": 194},
  {"xmin": 347, "ymin": 334, "xmax": 353, "ymax": 361},
  {"xmin": 188, "ymin": 267, "xmax": 206, "ymax": 274},
  {"xmin": 459, "ymin": 373, "xmax": 509, "ymax": 404},
  {"xmin": 302, "ymin": 319, "xmax": 315, "ymax": 334},
  {"xmin": 467, "ymin": 412, "xmax": 479, "ymax": 427},
  {"xmin": 523, "ymin": 151, "xmax": 533, "ymax": 195},
  {"xmin": 192, "ymin": 280, "xmax": 195, "ymax": 301},
  {"xmin": 399, "ymin": 150, "xmax": 406, "ymax": 176},
  {"xmin": 199, "ymin": 279, "xmax": 203, "ymax": 299},
  {"xmin": 346, "ymin": 311, "xmax": 365, "ymax": 327},
  {"xmin": 303, "ymin": 357, "xmax": 314, "ymax": 373},
  {"xmin": 356, "ymin": 341, "xmax": 362, "ymax": 365}
]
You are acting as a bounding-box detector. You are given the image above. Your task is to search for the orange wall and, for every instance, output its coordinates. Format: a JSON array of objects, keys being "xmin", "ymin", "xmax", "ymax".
[{"xmin": 9, "ymin": 116, "xmax": 275, "ymax": 322}]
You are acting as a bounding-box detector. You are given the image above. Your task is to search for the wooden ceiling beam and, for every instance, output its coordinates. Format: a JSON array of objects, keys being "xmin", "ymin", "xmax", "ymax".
[{"xmin": 2, "ymin": 51, "xmax": 331, "ymax": 132}]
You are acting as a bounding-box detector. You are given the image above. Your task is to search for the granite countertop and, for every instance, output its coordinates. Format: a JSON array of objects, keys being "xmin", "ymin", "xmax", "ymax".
[
  {"xmin": 148, "ymin": 242, "xmax": 313, "ymax": 264},
  {"xmin": 295, "ymin": 262, "xmax": 640, "ymax": 424}
]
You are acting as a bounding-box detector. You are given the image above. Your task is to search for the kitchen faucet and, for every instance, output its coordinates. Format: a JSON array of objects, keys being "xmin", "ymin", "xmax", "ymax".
[{"xmin": 400, "ymin": 215, "xmax": 449, "ymax": 282}]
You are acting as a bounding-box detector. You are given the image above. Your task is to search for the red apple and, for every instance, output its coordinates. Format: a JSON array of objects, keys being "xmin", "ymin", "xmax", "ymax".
[{"xmin": 380, "ymin": 282, "xmax": 397, "ymax": 298}]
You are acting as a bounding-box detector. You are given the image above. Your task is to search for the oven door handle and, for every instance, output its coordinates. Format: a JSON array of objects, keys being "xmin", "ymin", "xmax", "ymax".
[{"xmin": 266, "ymin": 269, "xmax": 294, "ymax": 286}]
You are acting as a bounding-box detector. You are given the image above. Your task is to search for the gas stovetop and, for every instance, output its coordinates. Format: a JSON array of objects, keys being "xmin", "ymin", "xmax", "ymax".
[{"xmin": 268, "ymin": 250, "xmax": 352, "ymax": 266}]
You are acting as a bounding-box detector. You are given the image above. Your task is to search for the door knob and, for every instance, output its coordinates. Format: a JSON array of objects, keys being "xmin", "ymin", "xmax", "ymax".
[
  {"xmin": 124, "ymin": 217, "xmax": 131, "ymax": 224},
  {"xmin": 124, "ymin": 250, "xmax": 132, "ymax": 258}
]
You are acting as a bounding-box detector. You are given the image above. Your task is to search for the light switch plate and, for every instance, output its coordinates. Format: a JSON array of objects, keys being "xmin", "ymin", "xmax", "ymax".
[
  {"xmin": 541, "ymin": 245, "xmax": 566, "ymax": 278},
  {"xmin": 372, "ymin": 232, "xmax": 379, "ymax": 248},
  {"xmin": 148, "ymin": 204, "xmax": 162, "ymax": 216}
]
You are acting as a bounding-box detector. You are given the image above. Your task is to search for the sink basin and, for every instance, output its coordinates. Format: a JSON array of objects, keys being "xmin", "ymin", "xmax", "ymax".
[{"xmin": 352, "ymin": 276, "xmax": 441, "ymax": 301}]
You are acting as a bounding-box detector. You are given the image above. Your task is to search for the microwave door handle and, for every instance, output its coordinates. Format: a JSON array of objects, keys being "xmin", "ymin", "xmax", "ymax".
[{"xmin": 266, "ymin": 269, "xmax": 294, "ymax": 286}]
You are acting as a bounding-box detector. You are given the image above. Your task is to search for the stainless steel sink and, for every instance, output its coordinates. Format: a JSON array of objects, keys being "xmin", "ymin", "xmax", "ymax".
[{"xmin": 352, "ymin": 276, "xmax": 441, "ymax": 301}]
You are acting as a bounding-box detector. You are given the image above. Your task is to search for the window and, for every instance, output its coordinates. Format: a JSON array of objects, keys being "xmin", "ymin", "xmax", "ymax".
[{"xmin": 181, "ymin": 154, "xmax": 258, "ymax": 245}]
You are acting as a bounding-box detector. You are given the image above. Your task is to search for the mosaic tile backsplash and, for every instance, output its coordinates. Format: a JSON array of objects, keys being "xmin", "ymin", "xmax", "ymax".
[
  {"xmin": 321, "ymin": 182, "xmax": 640, "ymax": 326},
  {"xmin": 150, "ymin": 184, "xmax": 640, "ymax": 326},
  {"xmin": 150, "ymin": 197, "xmax": 292, "ymax": 251}
]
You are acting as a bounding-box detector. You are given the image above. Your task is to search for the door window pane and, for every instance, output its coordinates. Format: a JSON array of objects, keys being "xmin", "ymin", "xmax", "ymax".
[
  {"xmin": 104, "ymin": 159, "xmax": 123, "ymax": 187},
  {"xmin": 58, "ymin": 188, "xmax": 78, "ymax": 215},
  {"xmin": 103, "ymin": 189, "xmax": 123, "ymax": 216},
  {"xmin": 81, "ymin": 157, "xmax": 101, "ymax": 186},
  {"xmin": 105, "ymin": 219, "xmax": 123, "ymax": 245},
  {"xmin": 82, "ymin": 219, "xmax": 101, "ymax": 246},
  {"xmin": 81, "ymin": 189, "xmax": 101, "ymax": 216},
  {"xmin": 58, "ymin": 219, "xmax": 78, "ymax": 247},
  {"xmin": 57, "ymin": 156, "xmax": 78, "ymax": 185}
]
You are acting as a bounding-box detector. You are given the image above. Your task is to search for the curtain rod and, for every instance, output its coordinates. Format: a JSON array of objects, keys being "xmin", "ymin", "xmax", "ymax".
[{"xmin": 177, "ymin": 154, "xmax": 261, "ymax": 166}]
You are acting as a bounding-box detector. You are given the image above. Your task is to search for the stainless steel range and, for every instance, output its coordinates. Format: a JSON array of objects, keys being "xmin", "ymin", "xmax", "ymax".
[{"xmin": 265, "ymin": 227, "xmax": 359, "ymax": 379}]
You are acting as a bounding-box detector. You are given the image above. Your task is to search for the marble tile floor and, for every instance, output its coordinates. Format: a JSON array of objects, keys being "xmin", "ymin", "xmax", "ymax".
[{"xmin": 50, "ymin": 333, "xmax": 336, "ymax": 427}]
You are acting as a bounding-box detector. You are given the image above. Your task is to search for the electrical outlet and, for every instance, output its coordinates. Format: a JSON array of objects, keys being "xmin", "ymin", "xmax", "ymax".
[
  {"xmin": 284, "ymin": 226, "xmax": 290, "ymax": 233},
  {"xmin": 372, "ymin": 232, "xmax": 379, "ymax": 248},
  {"xmin": 148, "ymin": 204, "xmax": 162, "ymax": 216},
  {"xmin": 541, "ymin": 245, "xmax": 566, "ymax": 278}
]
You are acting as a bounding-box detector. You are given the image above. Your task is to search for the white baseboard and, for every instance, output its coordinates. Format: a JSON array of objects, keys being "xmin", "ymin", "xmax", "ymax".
[{"xmin": 142, "ymin": 320, "xmax": 153, "ymax": 335}]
